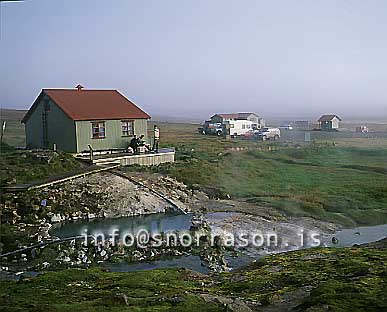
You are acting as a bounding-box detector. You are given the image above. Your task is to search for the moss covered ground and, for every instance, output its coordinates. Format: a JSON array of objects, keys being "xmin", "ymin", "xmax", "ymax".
[
  {"xmin": 1, "ymin": 245, "xmax": 386, "ymax": 311},
  {"xmin": 0, "ymin": 147, "xmax": 84, "ymax": 187}
]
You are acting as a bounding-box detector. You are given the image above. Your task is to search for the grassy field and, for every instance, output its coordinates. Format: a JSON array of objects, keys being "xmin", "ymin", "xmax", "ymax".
[
  {"xmin": 0, "ymin": 109, "xmax": 26, "ymax": 147},
  {"xmin": 144, "ymin": 122, "xmax": 387, "ymax": 226},
  {"xmin": 0, "ymin": 109, "xmax": 84, "ymax": 187},
  {"xmin": 0, "ymin": 148, "xmax": 84, "ymax": 187},
  {"xmin": 1, "ymin": 109, "xmax": 387, "ymax": 226},
  {"xmin": 1, "ymin": 244, "xmax": 386, "ymax": 311}
]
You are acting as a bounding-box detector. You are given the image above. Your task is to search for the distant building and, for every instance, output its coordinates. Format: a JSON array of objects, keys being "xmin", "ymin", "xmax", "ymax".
[
  {"xmin": 22, "ymin": 86, "xmax": 150, "ymax": 153},
  {"xmin": 210, "ymin": 113, "xmax": 238, "ymax": 124},
  {"xmin": 317, "ymin": 114, "xmax": 342, "ymax": 131},
  {"xmin": 281, "ymin": 120, "xmax": 310, "ymax": 130},
  {"xmin": 294, "ymin": 120, "xmax": 310, "ymax": 130},
  {"xmin": 210, "ymin": 112, "xmax": 265, "ymax": 129}
]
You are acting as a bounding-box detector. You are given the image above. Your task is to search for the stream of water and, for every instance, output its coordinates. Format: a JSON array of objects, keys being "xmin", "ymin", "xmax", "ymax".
[{"xmin": 50, "ymin": 212, "xmax": 387, "ymax": 273}]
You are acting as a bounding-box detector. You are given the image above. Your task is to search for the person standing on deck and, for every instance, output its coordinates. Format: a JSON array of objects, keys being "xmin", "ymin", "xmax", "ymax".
[{"xmin": 153, "ymin": 125, "xmax": 160, "ymax": 152}]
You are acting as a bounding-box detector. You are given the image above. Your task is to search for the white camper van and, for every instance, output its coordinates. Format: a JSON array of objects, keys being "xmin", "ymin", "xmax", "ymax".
[{"xmin": 226, "ymin": 120, "xmax": 254, "ymax": 136}]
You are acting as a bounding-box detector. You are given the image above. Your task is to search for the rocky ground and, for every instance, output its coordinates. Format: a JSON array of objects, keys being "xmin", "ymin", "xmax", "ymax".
[
  {"xmin": 116, "ymin": 171, "xmax": 209, "ymax": 214},
  {"xmin": 206, "ymin": 212, "xmax": 339, "ymax": 258},
  {"xmin": 1, "ymin": 170, "xmax": 340, "ymax": 257},
  {"xmin": 1, "ymin": 171, "xmax": 209, "ymax": 226},
  {"xmin": 0, "ymin": 171, "xmax": 209, "ymax": 258}
]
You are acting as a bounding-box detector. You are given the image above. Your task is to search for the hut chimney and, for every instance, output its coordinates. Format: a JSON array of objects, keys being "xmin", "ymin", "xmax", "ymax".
[{"xmin": 75, "ymin": 84, "xmax": 84, "ymax": 91}]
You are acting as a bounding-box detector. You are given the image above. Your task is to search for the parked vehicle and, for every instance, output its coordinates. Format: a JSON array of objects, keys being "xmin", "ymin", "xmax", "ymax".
[
  {"xmin": 199, "ymin": 122, "xmax": 223, "ymax": 136},
  {"xmin": 255, "ymin": 127, "xmax": 281, "ymax": 140},
  {"xmin": 243, "ymin": 129, "xmax": 256, "ymax": 138},
  {"xmin": 356, "ymin": 126, "xmax": 369, "ymax": 133},
  {"xmin": 198, "ymin": 127, "xmax": 205, "ymax": 134},
  {"xmin": 279, "ymin": 124, "xmax": 293, "ymax": 130},
  {"xmin": 226, "ymin": 120, "xmax": 254, "ymax": 137},
  {"xmin": 199, "ymin": 119, "xmax": 255, "ymax": 137}
]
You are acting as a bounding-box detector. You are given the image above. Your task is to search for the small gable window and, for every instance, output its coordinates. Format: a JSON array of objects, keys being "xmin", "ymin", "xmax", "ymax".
[
  {"xmin": 121, "ymin": 120, "xmax": 134, "ymax": 136},
  {"xmin": 92, "ymin": 121, "xmax": 106, "ymax": 139}
]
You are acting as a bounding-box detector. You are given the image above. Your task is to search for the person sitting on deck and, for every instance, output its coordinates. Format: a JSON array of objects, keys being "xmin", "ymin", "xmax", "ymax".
[
  {"xmin": 129, "ymin": 135, "xmax": 138, "ymax": 154},
  {"xmin": 138, "ymin": 134, "xmax": 151, "ymax": 153}
]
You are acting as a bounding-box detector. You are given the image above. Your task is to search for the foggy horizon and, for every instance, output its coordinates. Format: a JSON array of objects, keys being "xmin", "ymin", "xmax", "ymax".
[{"xmin": 1, "ymin": 0, "xmax": 387, "ymax": 120}]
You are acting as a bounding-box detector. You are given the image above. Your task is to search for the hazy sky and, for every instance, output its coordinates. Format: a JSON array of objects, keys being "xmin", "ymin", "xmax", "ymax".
[{"xmin": 1, "ymin": 0, "xmax": 386, "ymax": 119}]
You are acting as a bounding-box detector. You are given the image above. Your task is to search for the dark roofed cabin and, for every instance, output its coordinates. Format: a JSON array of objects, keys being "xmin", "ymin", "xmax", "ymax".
[
  {"xmin": 317, "ymin": 114, "xmax": 342, "ymax": 131},
  {"xmin": 22, "ymin": 87, "xmax": 150, "ymax": 153}
]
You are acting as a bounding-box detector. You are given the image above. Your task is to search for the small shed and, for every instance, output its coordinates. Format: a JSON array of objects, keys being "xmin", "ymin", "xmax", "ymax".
[{"xmin": 317, "ymin": 114, "xmax": 342, "ymax": 131}]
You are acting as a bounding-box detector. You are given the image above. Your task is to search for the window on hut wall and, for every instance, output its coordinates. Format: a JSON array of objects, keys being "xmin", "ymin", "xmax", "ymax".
[
  {"xmin": 91, "ymin": 121, "xmax": 106, "ymax": 139},
  {"xmin": 121, "ymin": 120, "xmax": 134, "ymax": 136}
]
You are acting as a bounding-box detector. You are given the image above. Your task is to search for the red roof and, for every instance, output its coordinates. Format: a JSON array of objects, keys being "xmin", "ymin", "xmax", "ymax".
[{"xmin": 22, "ymin": 89, "xmax": 150, "ymax": 123}]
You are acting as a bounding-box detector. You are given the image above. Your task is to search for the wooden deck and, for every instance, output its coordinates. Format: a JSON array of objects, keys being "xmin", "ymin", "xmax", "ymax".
[
  {"xmin": 76, "ymin": 148, "xmax": 175, "ymax": 166},
  {"xmin": 2, "ymin": 149, "xmax": 175, "ymax": 193}
]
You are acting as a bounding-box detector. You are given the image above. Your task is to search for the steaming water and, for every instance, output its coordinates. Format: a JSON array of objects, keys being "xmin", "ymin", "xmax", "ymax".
[{"xmin": 50, "ymin": 212, "xmax": 387, "ymax": 273}]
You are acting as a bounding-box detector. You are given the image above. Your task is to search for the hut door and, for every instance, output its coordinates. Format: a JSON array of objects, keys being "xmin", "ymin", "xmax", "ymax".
[{"xmin": 42, "ymin": 100, "xmax": 50, "ymax": 148}]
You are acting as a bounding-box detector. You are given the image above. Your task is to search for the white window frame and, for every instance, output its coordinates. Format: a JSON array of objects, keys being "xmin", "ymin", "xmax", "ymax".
[
  {"xmin": 91, "ymin": 121, "xmax": 106, "ymax": 139},
  {"xmin": 121, "ymin": 120, "xmax": 134, "ymax": 137}
]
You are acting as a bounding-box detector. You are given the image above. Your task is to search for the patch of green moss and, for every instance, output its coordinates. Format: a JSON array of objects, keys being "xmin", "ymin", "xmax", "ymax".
[
  {"xmin": 1, "ymin": 246, "xmax": 387, "ymax": 311},
  {"xmin": 141, "ymin": 144, "xmax": 387, "ymax": 226},
  {"xmin": 0, "ymin": 150, "xmax": 84, "ymax": 187}
]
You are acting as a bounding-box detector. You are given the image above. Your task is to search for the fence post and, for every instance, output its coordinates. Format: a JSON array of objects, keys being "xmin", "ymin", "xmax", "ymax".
[{"xmin": 88, "ymin": 144, "xmax": 94, "ymax": 163}]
